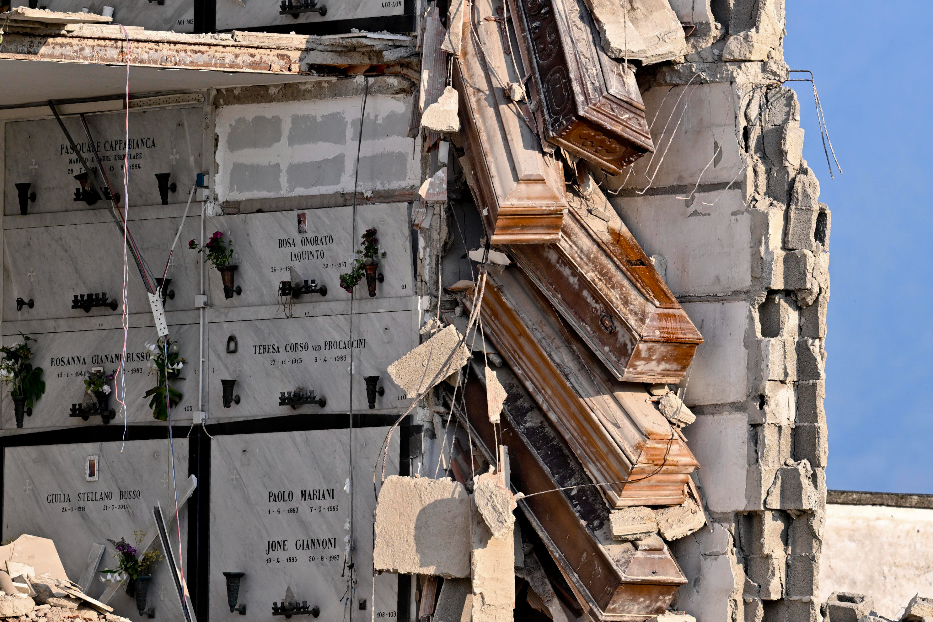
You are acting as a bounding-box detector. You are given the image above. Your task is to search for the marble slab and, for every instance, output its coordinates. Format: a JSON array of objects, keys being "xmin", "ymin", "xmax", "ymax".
[
  {"xmin": 0, "ymin": 323, "xmax": 197, "ymax": 430},
  {"xmin": 216, "ymin": 0, "xmax": 405, "ymax": 32},
  {"xmin": 3, "ymin": 215, "xmax": 201, "ymax": 321},
  {"xmin": 11, "ymin": 0, "xmax": 194, "ymax": 31},
  {"xmin": 206, "ymin": 203, "xmax": 414, "ymax": 308},
  {"xmin": 209, "ymin": 428, "xmax": 398, "ymax": 622},
  {"xmin": 3, "ymin": 439, "xmax": 190, "ymax": 620},
  {"xmin": 207, "ymin": 311, "xmax": 417, "ymax": 419},
  {"xmin": 5, "ymin": 107, "xmax": 203, "ymax": 216}
]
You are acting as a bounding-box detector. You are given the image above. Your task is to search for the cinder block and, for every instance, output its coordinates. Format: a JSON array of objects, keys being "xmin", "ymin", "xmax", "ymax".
[
  {"xmin": 902, "ymin": 594, "xmax": 933, "ymax": 621},
  {"xmin": 785, "ymin": 554, "xmax": 818, "ymax": 598},
  {"xmin": 798, "ymin": 292, "xmax": 828, "ymax": 339},
  {"xmin": 796, "ymin": 339, "xmax": 825, "ymax": 381},
  {"xmin": 758, "ymin": 292, "xmax": 799, "ymax": 339},
  {"xmin": 793, "ymin": 422, "xmax": 828, "ymax": 468},
  {"xmin": 765, "ymin": 460, "xmax": 819, "ymax": 511},
  {"xmin": 760, "ymin": 338, "xmax": 797, "ymax": 383},
  {"xmin": 824, "ymin": 592, "xmax": 873, "ymax": 622},
  {"xmin": 782, "ymin": 597, "xmax": 820, "ymax": 622},
  {"xmin": 745, "ymin": 596, "xmax": 764, "ymax": 622},
  {"xmin": 753, "ymin": 381, "xmax": 795, "ymax": 426},
  {"xmin": 740, "ymin": 511, "xmax": 788, "ymax": 557},
  {"xmin": 688, "ymin": 413, "xmax": 749, "ymax": 513},
  {"xmin": 756, "ymin": 424, "xmax": 793, "ymax": 473},
  {"xmin": 784, "ymin": 166, "xmax": 821, "ymax": 251},
  {"xmin": 795, "ymin": 381, "xmax": 825, "ymax": 425},
  {"xmin": 681, "ymin": 301, "xmax": 750, "ymax": 406},
  {"xmin": 815, "ymin": 203, "xmax": 831, "ymax": 251},
  {"xmin": 787, "ymin": 514, "xmax": 822, "ymax": 557},
  {"xmin": 746, "ymin": 555, "xmax": 785, "ymax": 600}
]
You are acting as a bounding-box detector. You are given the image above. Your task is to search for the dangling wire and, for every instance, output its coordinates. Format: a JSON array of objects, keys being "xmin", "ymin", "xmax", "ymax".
[{"xmin": 786, "ymin": 70, "xmax": 843, "ymax": 179}]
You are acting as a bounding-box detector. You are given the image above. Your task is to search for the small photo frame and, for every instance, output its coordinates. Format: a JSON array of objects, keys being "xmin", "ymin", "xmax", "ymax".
[
  {"xmin": 297, "ymin": 212, "xmax": 307, "ymax": 234},
  {"xmin": 86, "ymin": 455, "xmax": 99, "ymax": 482}
]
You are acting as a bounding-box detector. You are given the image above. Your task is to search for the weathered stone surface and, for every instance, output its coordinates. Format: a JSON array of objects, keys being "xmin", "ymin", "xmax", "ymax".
[
  {"xmin": 658, "ymin": 392, "xmax": 696, "ymax": 428},
  {"xmin": 433, "ymin": 578, "xmax": 472, "ymax": 622},
  {"xmin": 374, "ymin": 476, "xmax": 471, "ymax": 578},
  {"xmin": 784, "ymin": 167, "xmax": 821, "ymax": 251},
  {"xmin": 388, "ymin": 325, "xmax": 471, "ymax": 399},
  {"xmin": 0, "ymin": 593, "xmax": 34, "ymax": 617},
  {"xmin": 824, "ymin": 592, "xmax": 873, "ymax": 622},
  {"xmin": 610, "ymin": 507, "xmax": 659, "ymax": 541},
  {"xmin": 470, "ymin": 496, "xmax": 514, "ymax": 622},
  {"xmin": 721, "ymin": 0, "xmax": 785, "ymax": 61},
  {"xmin": 472, "ymin": 472, "xmax": 516, "ymax": 540},
  {"xmin": 582, "ymin": 0, "xmax": 687, "ymax": 64},
  {"xmin": 422, "ymin": 86, "xmax": 460, "ymax": 133},
  {"xmin": 902, "ymin": 594, "xmax": 933, "ymax": 621},
  {"xmin": 484, "ymin": 367, "xmax": 507, "ymax": 425},
  {"xmin": 656, "ymin": 498, "xmax": 706, "ymax": 541},
  {"xmin": 765, "ymin": 460, "xmax": 819, "ymax": 511}
]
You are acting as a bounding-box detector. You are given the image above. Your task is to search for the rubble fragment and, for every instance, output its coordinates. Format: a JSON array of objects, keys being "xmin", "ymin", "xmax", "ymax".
[
  {"xmin": 580, "ymin": 0, "xmax": 687, "ymax": 64},
  {"xmin": 902, "ymin": 595, "xmax": 933, "ymax": 621},
  {"xmin": 823, "ymin": 592, "xmax": 873, "ymax": 622},
  {"xmin": 387, "ymin": 325, "xmax": 471, "ymax": 399},
  {"xmin": 483, "ymin": 367, "xmax": 507, "ymax": 424},
  {"xmin": 655, "ymin": 498, "xmax": 707, "ymax": 541},
  {"xmin": 473, "ymin": 471, "xmax": 517, "ymax": 539},
  {"xmin": 0, "ymin": 536, "xmax": 68, "ymax": 583},
  {"xmin": 471, "ymin": 489, "xmax": 515, "ymax": 622},
  {"xmin": 658, "ymin": 392, "xmax": 696, "ymax": 428},
  {"xmin": 610, "ymin": 507, "xmax": 659, "ymax": 542},
  {"xmin": 422, "ymin": 86, "xmax": 460, "ymax": 134},
  {"xmin": 374, "ymin": 475, "xmax": 472, "ymax": 578},
  {"xmin": 657, "ymin": 613, "xmax": 697, "ymax": 622},
  {"xmin": 765, "ymin": 460, "xmax": 820, "ymax": 511},
  {"xmin": 0, "ymin": 592, "xmax": 34, "ymax": 617},
  {"xmin": 434, "ymin": 578, "xmax": 472, "ymax": 622}
]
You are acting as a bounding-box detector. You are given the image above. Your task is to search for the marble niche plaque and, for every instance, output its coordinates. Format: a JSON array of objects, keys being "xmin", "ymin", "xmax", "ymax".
[
  {"xmin": 3, "ymin": 439, "xmax": 190, "ymax": 620},
  {"xmin": 210, "ymin": 428, "xmax": 399, "ymax": 622},
  {"xmin": 11, "ymin": 0, "xmax": 195, "ymax": 31},
  {"xmin": 208, "ymin": 311, "xmax": 417, "ymax": 419},
  {"xmin": 0, "ymin": 324, "xmax": 197, "ymax": 430},
  {"xmin": 3, "ymin": 215, "xmax": 200, "ymax": 321},
  {"xmin": 206, "ymin": 203, "xmax": 414, "ymax": 309},
  {"xmin": 216, "ymin": 0, "xmax": 406, "ymax": 33},
  {"xmin": 5, "ymin": 107, "xmax": 202, "ymax": 216}
]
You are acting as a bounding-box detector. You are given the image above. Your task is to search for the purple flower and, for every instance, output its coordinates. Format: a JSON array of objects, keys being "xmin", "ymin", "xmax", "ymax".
[
  {"xmin": 188, "ymin": 239, "xmax": 197, "ymax": 249},
  {"xmin": 212, "ymin": 231, "xmax": 223, "ymax": 240}
]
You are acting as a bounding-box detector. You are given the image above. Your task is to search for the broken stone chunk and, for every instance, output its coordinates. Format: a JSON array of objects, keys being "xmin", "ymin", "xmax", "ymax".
[
  {"xmin": 658, "ymin": 393, "xmax": 696, "ymax": 428},
  {"xmin": 45, "ymin": 596, "xmax": 79, "ymax": 610},
  {"xmin": 609, "ymin": 507, "xmax": 658, "ymax": 542},
  {"xmin": 655, "ymin": 498, "xmax": 706, "ymax": 541},
  {"xmin": 902, "ymin": 594, "xmax": 933, "ymax": 621},
  {"xmin": 648, "ymin": 384, "xmax": 670, "ymax": 396},
  {"xmin": 434, "ymin": 578, "xmax": 472, "ymax": 622},
  {"xmin": 484, "ymin": 367, "xmax": 507, "ymax": 425},
  {"xmin": 765, "ymin": 460, "xmax": 819, "ymax": 511},
  {"xmin": 582, "ymin": 0, "xmax": 687, "ymax": 64},
  {"xmin": 473, "ymin": 471, "xmax": 516, "ymax": 540},
  {"xmin": 374, "ymin": 476, "xmax": 471, "ymax": 578},
  {"xmin": 422, "ymin": 86, "xmax": 460, "ymax": 134},
  {"xmin": 657, "ymin": 613, "xmax": 696, "ymax": 622},
  {"xmin": 634, "ymin": 534, "xmax": 665, "ymax": 551},
  {"xmin": 0, "ymin": 593, "xmax": 34, "ymax": 618},
  {"xmin": 471, "ymin": 487, "xmax": 515, "ymax": 622},
  {"xmin": 387, "ymin": 325, "xmax": 471, "ymax": 399},
  {"xmin": 823, "ymin": 592, "xmax": 873, "ymax": 622}
]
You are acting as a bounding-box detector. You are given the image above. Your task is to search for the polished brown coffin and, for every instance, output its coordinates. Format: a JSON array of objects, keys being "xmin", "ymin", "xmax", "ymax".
[
  {"xmin": 452, "ymin": 0, "xmax": 569, "ymax": 244},
  {"xmin": 452, "ymin": 266, "xmax": 698, "ymax": 508},
  {"xmin": 507, "ymin": 0, "xmax": 654, "ymax": 175},
  {"xmin": 456, "ymin": 369, "xmax": 687, "ymax": 621},
  {"xmin": 509, "ymin": 186, "xmax": 703, "ymax": 383}
]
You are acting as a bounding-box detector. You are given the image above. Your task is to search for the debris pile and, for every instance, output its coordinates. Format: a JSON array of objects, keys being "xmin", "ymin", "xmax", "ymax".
[{"xmin": 821, "ymin": 592, "xmax": 933, "ymax": 622}]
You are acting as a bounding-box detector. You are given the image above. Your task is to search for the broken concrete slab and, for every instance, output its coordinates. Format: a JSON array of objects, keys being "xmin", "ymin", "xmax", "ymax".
[
  {"xmin": 441, "ymin": 0, "xmax": 468, "ymax": 55},
  {"xmin": 422, "ymin": 86, "xmax": 460, "ymax": 133},
  {"xmin": 656, "ymin": 498, "xmax": 707, "ymax": 541},
  {"xmin": 902, "ymin": 594, "xmax": 933, "ymax": 621},
  {"xmin": 610, "ymin": 507, "xmax": 658, "ymax": 542},
  {"xmin": 387, "ymin": 324, "xmax": 472, "ymax": 399},
  {"xmin": 434, "ymin": 578, "xmax": 472, "ymax": 622},
  {"xmin": 658, "ymin": 392, "xmax": 697, "ymax": 428},
  {"xmin": 471, "ymin": 493, "xmax": 515, "ymax": 622},
  {"xmin": 374, "ymin": 475, "xmax": 472, "ymax": 578},
  {"xmin": 473, "ymin": 471, "xmax": 517, "ymax": 540},
  {"xmin": 657, "ymin": 613, "xmax": 697, "ymax": 622},
  {"xmin": 581, "ymin": 0, "xmax": 687, "ymax": 64},
  {"xmin": 0, "ymin": 592, "xmax": 35, "ymax": 617},
  {"xmin": 484, "ymin": 367, "xmax": 507, "ymax": 424},
  {"xmin": 0, "ymin": 536, "xmax": 68, "ymax": 584}
]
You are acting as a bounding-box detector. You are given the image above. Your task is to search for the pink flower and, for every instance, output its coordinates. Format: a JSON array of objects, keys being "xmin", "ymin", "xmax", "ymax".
[{"xmin": 212, "ymin": 231, "xmax": 223, "ymax": 240}]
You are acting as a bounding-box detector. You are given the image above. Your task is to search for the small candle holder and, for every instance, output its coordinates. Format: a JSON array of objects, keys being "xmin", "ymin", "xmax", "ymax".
[
  {"xmin": 71, "ymin": 293, "xmax": 118, "ymax": 313},
  {"xmin": 278, "ymin": 388, "xmax": 326, "ymax": 409}
]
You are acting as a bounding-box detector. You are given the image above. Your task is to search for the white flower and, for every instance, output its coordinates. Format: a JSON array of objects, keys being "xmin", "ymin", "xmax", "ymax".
[
  {"xmin": 102, "ymin": 385, "xmax": 111, "ymax": 395},
  {"xmin": 146, "ymin": 343, "xmax": 157, "ymax": 354},
  {"xmin": 174, "ymin": 362, "xmax": 184, "ymax": 370}
]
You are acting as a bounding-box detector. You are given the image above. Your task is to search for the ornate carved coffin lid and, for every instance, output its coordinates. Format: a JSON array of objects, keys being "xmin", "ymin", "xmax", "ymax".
[
  {"xmin": 456, "ymin": 371, "xmax": 687, "ymax": 620},
  {"xmin": 507, "ymin": 0, "xmax": 654, "ymax": 175},
  {"xmin": 452, "ymin": 0, "xmax": 569, "ymax": 244},
  {"xmin": 452, "ymin": 266, "xmax": 698, "ymax": 509},
  {"xmin": 509, "ymin": 184, "xmax": 703, "ymax": 383}
]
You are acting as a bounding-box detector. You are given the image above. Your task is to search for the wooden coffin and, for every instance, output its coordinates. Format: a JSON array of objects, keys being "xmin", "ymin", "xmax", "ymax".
[
  {"xmin": 457, "ymin": 370, "xmax": 687, "ymax": 621},
  {"xmin": 507, "ymin": 0, "xmax": 654, "ymax": 175},
  {"xmin": 452, "ymin": 267, "xmax": 698, "ymax": 508},
  {"xmin": 509, "ymin": 186, "xmax": 703, "ymax": 383},
  {"xmin": 452, "ymin": 0, "xmax": 569, "ymax": 244}
]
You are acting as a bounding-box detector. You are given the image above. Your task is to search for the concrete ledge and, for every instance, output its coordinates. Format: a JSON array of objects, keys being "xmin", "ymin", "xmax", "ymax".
[{"xmin": 827, "ymin": 490, "xmax": 933, "ymax": 510}]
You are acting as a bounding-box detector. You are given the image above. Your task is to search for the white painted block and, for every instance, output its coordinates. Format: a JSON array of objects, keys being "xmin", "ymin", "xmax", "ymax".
[
  {"xmin": 686, "ymin": 412, "xmax": 748, "ymax": 514},
  {"xmin": 672, "ymin": 535, "xmax": 737, "ymax": 622},
  {"xmin": 681, "ymin": 301, "xmax": 749, "ymax": 406},
  {"xmin": 612, "ymin": 189, "xmax": 751, "ymax": 297}
]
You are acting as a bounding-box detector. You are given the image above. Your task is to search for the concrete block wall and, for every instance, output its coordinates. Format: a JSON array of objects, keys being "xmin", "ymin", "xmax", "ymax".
[{"xmin": 608, "ymin": 2, "xmax": 829, "ymax": 619}]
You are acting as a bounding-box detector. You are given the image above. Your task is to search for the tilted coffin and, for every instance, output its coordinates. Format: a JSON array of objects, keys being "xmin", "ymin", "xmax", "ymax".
[
  {"xmin": 452, "ymin": 266, "xmax": 698, "ymax": 508},
  {"xmin": 452, "ymin": 0, "xmax": 569, "ymax": 244},
  {"xmin": 509, "ymin": 186, "xmax": 703, "ymax": 383},
  {"xmin": 507, "ymin": 0, "xmax": 654, "ymax": 175},
  {"xmin": 457, "ymin": 369, "xmax": 687, "ymax": 621}
]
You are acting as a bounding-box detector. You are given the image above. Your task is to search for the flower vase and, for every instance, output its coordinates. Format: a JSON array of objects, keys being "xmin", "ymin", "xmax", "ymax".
[
  {"xmin": 218, "ymin": 265, "xmax": 240, "ymax": 299},
  {"xmin": 11, "ymin": 395, "xmax": 30, "ymax": 428},
  {"xmin": 125, "ymin": 578, "xmax": 136, "ymax": 598},
  {"xmin": 134, "ymin": 575, "xmax": 152, "ymax": 614},
  {"xmin": 94, "ymin": 391, "xmax": 109, "ymax": 412},
  {"xmin": 364, "ymin": 263, "xmax": 380, "ymax": 298}
]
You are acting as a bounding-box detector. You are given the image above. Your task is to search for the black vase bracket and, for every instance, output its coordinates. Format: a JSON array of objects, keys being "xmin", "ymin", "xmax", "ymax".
[
  {"xmin": 16, "ymin": 298, "xmax": 33, "ymax": 312},
  {"xmin": 154, "ymin": 173, "xmax": 177, "ymax": 206},
  {"xmin": 364, "ymin": 375, "xmax": 384, "ymax": 410},
  {"xmin": 278, "ymin": 280, "xmax": 327, "ymax": 300},
  {"xmin": 155, "ymin": 278, "xmax": 175, "ymax": 304},
  {"xmin": 69, "ymin": 402, "xmax": 116, "ymax": 425},
  {"xmin": 71, "ymin": 293, "xmax": 119, "ymax": 313},
  {"xmin": 73, "ymin": 172, "xmax": 119, "ymax": 206},
  {"xmin": 11, "ymin": 396, "xmax": 32, "ymax": 429},
  {"xmin": 218, "ymin": 265, "xmax": 242, "ymax": 299},
  {"xmin": 135, "ymin": 575, "xmax": 155, "ymax": 618},
  {"xmin": 278, "ymin": 388, "xmax": 326, "ymax": 409},
  {"xmin": 364, "ymin": 265, "xmax": 384, "ymax": 298},
  {"xmin": 221, "ymin": 379, "xmax": 240, "ymax": 408},
  {"xmin": 272, "ymin": 601, "xmax": 320, "ymax": 618},
  {"xmin": 279, "ymin": 0, "xmax": 326, "ymax": 17},
  {"xmin": 223, "ymin": 572, "xmax": 247, "ymax": 615},
  {"xmin": 14, "ymin": 183, "xmax": 36, "ymax": 215}
]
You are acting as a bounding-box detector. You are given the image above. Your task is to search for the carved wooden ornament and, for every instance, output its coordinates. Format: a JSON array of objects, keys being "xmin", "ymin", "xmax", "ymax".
[
  {"xmin": 509, "ymin": 187, "xmax": 703, "ymax": 383},
  {"xmin": 452, "ymin": 267, "xmax": 699, "ymax": 509},
  {"xmin": 508, "ymin": 0, "xmax": 655, "ymax": 175},
  {"xmin": 452, "ymin": 0, "xmax": 569, "ymax": 244}
]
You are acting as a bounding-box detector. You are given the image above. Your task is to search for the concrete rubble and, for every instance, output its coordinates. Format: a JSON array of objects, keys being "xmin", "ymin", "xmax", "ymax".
[
  {"xmin": 610, "ymin": 507, "xmax": 659, "ymax": 542},
  {"xmin": 472, "ymin": 471, "xmax": 517, "ymax": 540},
  {"xmin": 387, "ymin": 325, "xmax": 472, "ymax": 399}
]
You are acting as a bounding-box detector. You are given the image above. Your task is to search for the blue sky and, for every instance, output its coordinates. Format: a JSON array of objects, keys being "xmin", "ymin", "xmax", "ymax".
[{"xmin": 783, "ymin": 1, "xmax": 933, "ymax": 493}]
